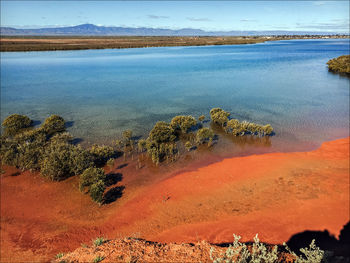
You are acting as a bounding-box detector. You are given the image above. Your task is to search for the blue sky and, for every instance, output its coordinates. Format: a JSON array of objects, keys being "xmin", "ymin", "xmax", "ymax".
[{"xmin": 1, "ymin": 1, "xmax": 349, "ymax": 32}]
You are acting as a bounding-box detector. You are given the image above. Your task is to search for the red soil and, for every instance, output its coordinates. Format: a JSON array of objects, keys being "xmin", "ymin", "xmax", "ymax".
[{"xmin": 1, "ymin": 137, "xmax": 349, "ymax": 262}]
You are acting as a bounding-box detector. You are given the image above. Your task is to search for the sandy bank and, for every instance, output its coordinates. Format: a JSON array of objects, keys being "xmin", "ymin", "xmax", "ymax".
[{"xmin": 1, "ymin": 137, "xmax": 349, "ymax": 262}]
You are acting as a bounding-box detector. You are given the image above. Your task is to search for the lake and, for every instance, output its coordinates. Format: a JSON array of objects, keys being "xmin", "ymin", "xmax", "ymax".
[{"xmin": 1, "ymin": 39, "xmax": 349, "ymax": 155}]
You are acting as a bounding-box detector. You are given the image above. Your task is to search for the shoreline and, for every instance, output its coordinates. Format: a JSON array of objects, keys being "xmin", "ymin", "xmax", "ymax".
[
  {"xmin": 1, "ymin": 35, "xmax": 348, "ymax": 52},
  {"xmin": 1, "ymin": 136, "xmax": 349, "ymax": 262}
]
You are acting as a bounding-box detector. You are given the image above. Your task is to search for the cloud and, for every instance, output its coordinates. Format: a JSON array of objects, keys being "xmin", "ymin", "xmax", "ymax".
[
  {"xmin": 147, "ymin": 15, "xmax": 169, "ymax": 19},
  {"xmin": 295, "ymin": 21, "xmax": 349, "ymax": 31},
  {"xmin": 240, "ymin": 19, "xmax": 257, "ymax": 22},
  {"xmin": 313, "ymin": 1, "xmax": 326, "ymax": 6},
  {"xmin": 186, "ymin": 17, "xmax": 211, "ymax": 22}
]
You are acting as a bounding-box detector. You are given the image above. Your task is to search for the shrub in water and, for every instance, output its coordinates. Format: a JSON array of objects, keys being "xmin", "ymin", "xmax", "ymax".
[
  {"xmin": 89, "ymin": 144, "xmax": 115, "ymax": 166},
  {"xmin": 148, "ymin": 121, "xmax": 176, "ymax": 144},
  {"xmin": 170, "ymin": 115, "xmax": 197, "ymax": 133},
  {"xmin": 196, "ymin": 128, "xmax": 214, "ymax": 145},
  {"xmin": 210, "ymin": 108, "xmax": 230, "ymax": 127},
  {"xmin": 2, "ymin": 114, "xmax": 32, "ymax": 136},
  {"xmin": 41, "ymin": 115, "xmax": 66, "ymax": 136}
]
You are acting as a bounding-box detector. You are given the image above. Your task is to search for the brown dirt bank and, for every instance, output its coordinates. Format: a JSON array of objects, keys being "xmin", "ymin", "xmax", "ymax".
[
  {"xmin": 1, "ymin": 137, "xmax": 349, "ymax": 262},
  {"xmin": 1, "ymin": 35, "xmax": 348, "ymax": 52},
  {"xmin": 52, "ymin": 237, "xmax": 295, "ymax": 263}
]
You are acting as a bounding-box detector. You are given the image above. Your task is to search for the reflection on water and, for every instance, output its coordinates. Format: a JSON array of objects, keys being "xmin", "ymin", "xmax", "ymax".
[{"xmin": 1, "ymin": 39, "xmax": 349, "ymax": 155}]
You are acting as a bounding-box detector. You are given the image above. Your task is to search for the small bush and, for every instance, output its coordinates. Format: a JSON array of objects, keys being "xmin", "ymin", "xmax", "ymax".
[
  {"xmin": 50, "ymin": 132, "xmax": 73, "ymax": 144},
  {"xmin": 210, "ymin": 108, "xmax": 230, "ymax": 127},
  {"xmin": 196, "ymin": 128, "xmax": 214, "ymax": 144},
  {"xmin": 56, "ymin": 253, "xmax": 64, "ymax": 259},
  {"xmin": 40, "ymin": 142, "xmax": 74, "ymax": 181},
  {"xmin": 122, "ymin": 130, "xmax": 133, "ymax": 140},
  {"xmin": 41, "ymin": 115, "xmax": 66, "ymax": 136},
  {"xmin": 106, "ymin": 158, "xmax": 114, "ymax": 169},
  {"xmin": 2, "ymin": 114, "xmax": 32, "ymax": 136},
  {"xmin": 93, "ymin": 255, "xmax": 105, "ymax": 263},
  {"xmin": 90, "ymin": 180, "xmax": 106, "ymax": 204},
  {"xmin": 93, "ymin": 237, "xmax": 106, "ymax": 247},
  {"xmin": 148, "ymin": 121, "xmax": 176, "ymax": 144},
  {"xmin": 79, "ymin": 167, "xmax": 106, "ymax": 192},
  {"xmin": 185, "ymin": 141, "xmax": 192, "ymax": 151},
  {"xmin": 89, "ymin": 144, "xmax": 115, "ymax": 166},
  {"xmin": 210, "ymin": 234, "xmax": 324, "ymax": 263},
  {"xmin": 0, "ymin": 137, "xmax": 19, "ymax": 166},
  {"xmin": 137, "ymin": 139, "xmax": 147, "ymax": 153},
  {"xmin": 170, "ymin": 115, "xmax": 197, "ymax": 133},
  {"xmin": 70, "ymin": 146, "xmax": 94, "ymax": 175},
  {"xmin": 327, "ymin": 55, "xmax": 350, "ymax": 74}
]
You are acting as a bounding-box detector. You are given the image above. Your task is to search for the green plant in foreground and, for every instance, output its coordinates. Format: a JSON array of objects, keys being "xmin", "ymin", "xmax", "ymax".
[
  {"xmin": 93, "ymin": 237, "xmax": 106, "ymax": 247},
  {"xmin": 56, "ymin": 252, "xmax": 64, "ymax": 259},
  {"xmin": 210, "ymin": 234, "xmax": 324, "ymax": 263},
  {"xmin": 93, "ymin": 255, "xmax": 105, "ymax": 263}
]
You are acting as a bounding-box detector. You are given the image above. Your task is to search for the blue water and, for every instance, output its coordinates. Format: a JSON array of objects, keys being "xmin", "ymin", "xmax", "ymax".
[{"xmin": 1, "ymin": 39, "xmax": 349, "ymax": 152}]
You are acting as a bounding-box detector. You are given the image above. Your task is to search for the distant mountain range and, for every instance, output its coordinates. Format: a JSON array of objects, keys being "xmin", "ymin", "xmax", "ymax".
[{"xmin": 0, "ymin": 24, "xmax": 344, "ymax": 36}]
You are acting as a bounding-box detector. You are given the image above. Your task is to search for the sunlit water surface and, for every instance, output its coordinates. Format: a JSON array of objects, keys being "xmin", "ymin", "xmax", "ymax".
[{"xmin": 1, "ymin": 39, "xmax": 349, "ymax": 156}]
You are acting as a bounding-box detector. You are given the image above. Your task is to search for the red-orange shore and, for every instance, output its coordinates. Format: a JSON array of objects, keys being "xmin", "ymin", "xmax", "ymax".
[{"xmin": 1, "ymin": 137, "xmax": 349, "ymax": 262}]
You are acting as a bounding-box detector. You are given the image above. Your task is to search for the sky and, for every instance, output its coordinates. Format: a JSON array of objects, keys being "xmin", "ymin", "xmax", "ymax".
[{"xmin": 1, "ymin": 1, "xmax": 349, "ymax": 33}]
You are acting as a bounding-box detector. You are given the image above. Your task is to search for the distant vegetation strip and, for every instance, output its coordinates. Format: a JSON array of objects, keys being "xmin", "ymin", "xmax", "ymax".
[
  {"xmin": 0, "ymin": 35, "xmax": 347, "ymax": 52},
  {"xmin": 327, "ymin": 55, "xmax": 350, "ymax": 75}
]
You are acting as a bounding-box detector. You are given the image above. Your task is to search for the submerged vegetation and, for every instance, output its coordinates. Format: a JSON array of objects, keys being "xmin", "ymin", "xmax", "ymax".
[
  {"xmin": 327, "ymin": 55, "xmax": 350, "ymax": 75},
  {"xmin": 210, "ymin": 108, "xmax": 274, "ymax": 136},
  {"xmin": 1, "ymin": 108, "xmax": 273, "ymax": 203}
]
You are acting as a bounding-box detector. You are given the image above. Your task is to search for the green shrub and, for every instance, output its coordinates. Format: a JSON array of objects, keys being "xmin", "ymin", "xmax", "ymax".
[
  {"xmin": 56, "ymin": 253, "xmax": 64, "ymax": 259},
  {"xmin": 89, "ymin": 144, "xmax": 115, "ymax": 166},
  {"xmin": 137, "ymin": 139, "xmax": 147, "ymax": 153},
  {"xmin": 170, "ymin": 115, "xmax": 197, "ymax": 133},
  {"xmin": 122, "ymin": 130, "xmax": 133, "ymax": 141},
  {"xmin": 2, "ymin": 114, "xmax": 32, "ymax": 136},
  {"xmin": 210, "ymin": 234, "xmax": 324, "ymax": 263},
  {"xmin": 93, "ymin": 237, "xmax": 106, "ymax": 247},
  {"xmin": 41, "ymin": 141, "xmax": 93, "ymax": 180},
  {"xmin": 185, "ymin": 141, "xmax": 192, "ymax": 151},
  {"xmin": 93, "ymin": 256, "xmax": 105, "ymax": 263},
  {"xmin": 70, "ymin": 146, "xmax": 94, "ymax": 175},
  {"xmin": 79, "ymin": 167, "xmax": 106, "ymax": 192},
  {"xmin": 40, "ymin": 142, "xmax": 75, "ymax": 181},
  {"xmin": 1, "ymin": 128, "xmax": 47, "ymax": 170},
  {"xmin": 210, "ymin": 108, "xmax": 230, "ymax": 127},
  {"xmin": 196, "ymin": 128, "xmax": 214, "ymax": 144},
  {"xmin": 90, "ymin": 180, "xmax": 106, "ymax": 204},
  {"xmin": 327, "ymin": 55, "xmax": 350, "ymax": 74},
  {"xmin": 148, "ymin": 121, "xmax": 176, "ymax": 144},
  {"xmin": 106, "ymin": 158, "xmax": 114, "ymax": 169},
  {"xmin": 15, "ymin": 129, "xmax": 47, "ymax": 170},
  {"xmin": 0, "ymin": 137, "xmax": 19, "ymax": 166},
  {"xmin": 50, "ymin": 132, "xmax": 73, "ymax": 144},
  {"xmin": 41, "ymin": 115, "xmax": 66, "ymax": 136}
]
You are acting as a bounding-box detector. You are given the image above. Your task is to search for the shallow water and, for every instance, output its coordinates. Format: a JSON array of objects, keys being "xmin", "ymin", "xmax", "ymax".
[{"xmin": 1, "ymin": 39, "xmax": 349, "ymax": 153}]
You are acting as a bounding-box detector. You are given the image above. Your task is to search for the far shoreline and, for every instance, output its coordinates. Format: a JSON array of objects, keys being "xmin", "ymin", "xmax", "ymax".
[{"xmin": 1, "ymin": 35, "xmax": 348, "ymax": 52}]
